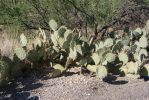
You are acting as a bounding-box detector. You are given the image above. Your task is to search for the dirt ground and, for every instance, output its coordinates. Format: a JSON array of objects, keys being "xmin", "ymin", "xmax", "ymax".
[{"xmin": 0, "ymin": 67, "xmax": 149, "ymax": 100}]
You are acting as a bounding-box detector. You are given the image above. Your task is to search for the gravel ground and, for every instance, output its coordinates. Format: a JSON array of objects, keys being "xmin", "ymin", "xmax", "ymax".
[{"xmin": 0, "ymin": 68, "xmax": 149, "ymax": 100}]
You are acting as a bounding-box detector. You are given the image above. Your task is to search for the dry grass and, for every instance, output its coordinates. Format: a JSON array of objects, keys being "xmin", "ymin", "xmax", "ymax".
[{"xmin": 0, "ymin": 30, "xmax": 19, "ymax": 57}]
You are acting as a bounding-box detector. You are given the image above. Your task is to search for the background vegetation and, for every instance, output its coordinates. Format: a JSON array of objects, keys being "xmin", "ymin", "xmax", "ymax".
[
  {"xmin": 1, "ymin": 0, "xmax": 149, "ymax": 34},
  {"xmin": 0, "ymin": 0, "xmax": 135, "ymax": 32}
]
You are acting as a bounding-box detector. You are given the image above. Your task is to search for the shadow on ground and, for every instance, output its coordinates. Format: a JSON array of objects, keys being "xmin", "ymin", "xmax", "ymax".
[
  {"xmin": 103, "ymin": 75, "xmax": 128, "ymax": 85},
  {"xmin": 0, "ymin": 75, "xmax": 42, "ymax": 100}
]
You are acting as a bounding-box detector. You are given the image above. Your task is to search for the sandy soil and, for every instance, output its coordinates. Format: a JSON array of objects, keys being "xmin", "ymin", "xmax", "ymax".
[{"xmin": 0, "ymin": 68, "xmax": 149, "ymax": 100}]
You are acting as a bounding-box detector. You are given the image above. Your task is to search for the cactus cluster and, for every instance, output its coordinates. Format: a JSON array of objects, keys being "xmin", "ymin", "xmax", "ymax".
[{"xmin": 1, "ymin": 19, "xmax": 149, "ymax": 87}]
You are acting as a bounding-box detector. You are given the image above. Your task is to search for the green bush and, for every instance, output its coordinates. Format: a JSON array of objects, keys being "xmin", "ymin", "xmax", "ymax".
[{"xmin": 0, "ymin": 0, "xmax": 127, "ymax": 31}]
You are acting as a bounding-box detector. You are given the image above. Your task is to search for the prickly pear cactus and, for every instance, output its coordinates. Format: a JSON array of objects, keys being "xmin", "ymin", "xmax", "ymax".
[
  {"xmin": 77, "ymin": 59, "xmax": 86, "ymax": 66},
  {"xmin": 87, "ymin": 65, "xmax": 97, "ymax": 73},
  {"xmin": 126, "ymin": 61, "xmax": 138, "ymax": 74},
  {"xmin": 91, "ymin": 53, "xmax": 100, "ymax": 65},
  {"xmin": 15, "ymin": 48, "xmax": 26, "ymax": 60},
  {"xmin": 133, "ymin": 28, "xmax": 142, "ymax": 35},
  {"xmin": 118, "ymin": 52, "xmax": 128, "ymax": 65},
  {"xmin": 51, "ymin": 34, "xmax": 58, "ymax": 46},
  {"xmin": 112, "ymin": 41, "xmax": 123, "ymax": 53},
  {"xmin": 53, "ymin": 64, "xmax": 65, "ymax": 72},
  {"xmin": 49, "ymin": 64, "xmax": 65, "ymax": 77},
  {"xmin": 119, "ymin": 65, "xmax": 128, "ymax": 75},
  {"xmin": 104, "ymin": 53, "xmax": 116, "ymax": 63},
  {"xmin": 95, "ymin": 41, "xmax": 104, "ymax": 51},
  {"xmin": 69, "ymin": 47, "xmax": 77, "ymax": 61},
  {"xmin": 49, "ymin": 19, "xmax": 58, "ymax": 31},
  {"xmin": 96, "ymin": 65, "xmax": 108, "ymax": 79},
  {"xmin": 139, "ymin": 36, "xmax": 148, "ymax": 48},
  {"xmin": 104, "ymin": 38, "xmax": 113, "ymax": 48},
  {"xmin": 139, "ymin": 49, "xmax": 148, "ymax": 62}
]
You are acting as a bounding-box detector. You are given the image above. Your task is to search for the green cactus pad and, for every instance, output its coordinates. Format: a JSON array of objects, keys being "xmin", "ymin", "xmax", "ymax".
[
  {"xmin": 49, "ymin": 64, "xmax": 65, "ymax": 77},
  {"xmin": 20, "ymin": 33, "xmax": 27, "ymax": 47},
  {"xmin": 58, "ymin": 26, "xmax": 67, "ymax": 38},
  {"xmin": 15, "ymin": 48, "xmax": 26, "ymax": 60},
  {"xmin": 76, "ymin": 45, "xmax": 83, "ymax": 56},
  {"xmin": 54, "ymin": 31, "xmax": 59, "ymax": 40},
  {"xmin": 131, "ymin": 44, "xmax": 138, "ymax": 53},
  {"xmin": 139, "ymin": 49, "xmax": 148, "ymax": 57},
  {"xmin": 122, "ymin": 36, "xmax": 130, "ymax": 45},
  {"xmin": 112, "ymin": 41, "xmax": 123, "ymax": 53},
  {"xmin": 142, "ymin": 29, "xmax": 147, "ymax": 36},
  {"xmin": 58, "ymin": 37, "xmax": 65, "ymax": 48},
  {"xmin": 104, "ymin": 38, "xmax": 113, "ymax": 48},
  {"xmin": 87, "ymin": 65, "xmax": 97, "ymax": 73},
  {"xmin": 105, "ymin": 53, "xmax": 116, "ymax": 63},
  {"xmin": 64, "ymin": 30, "xmax": 72, "ymax": 40},
  {"xmin": 49, "ymin": 19, "xmax": 58, "ymax": 31},
  {"xmin": 123, "ymin": 45, "xmax": 131, "ymax": 52},
  {"xmin": 53, "ymin": 64, "xmax": 65, "ymax": 73},
  {"xmin": 49, "ymin": 69, "xmax": 62, "ymax": 78},
  {"xmin": 118, "ymin": 52, "xmax": 128, "ymax": 65},
  {"xmin": 51, "ymin": 34, "xmax": 58, "ymax": 46},
  {"xmin": 133, "ymin": 28, "xmax": 142, "ymax": 35},
  {"xmin": 139, "ymin": 49, "xmax": 148, "ymax": 62},
  {"xmin": 91, "ymin": 53, "xmax": 100, "ymax": 65},
  {"xmin": 79, "ymin": 58, "xmax": 87, "ymax": 66},
  {"xmin": 95, "ymin": 41, "xmax": 104, "ymax": 51},
  {"xmin": 62, "ymin": 41, "xmax": 70, "ymax": 49},
  {"xmin": 139, "ymin": 36, "xmax": 148, "ymax": 48},
  {"xmin": 126, "ymin": 61, "xmax": 138, "ymax": 74},
  {"xmin": 69, "ymin": 47, "xmax": 77, "ymax": 60},
  {"xmin": 119, "ymin": 65, "xmax": 128, "ymax": 75},
  {"xmin": 96, "ymin": 65, "xmax": 108, "ymax": 79}
]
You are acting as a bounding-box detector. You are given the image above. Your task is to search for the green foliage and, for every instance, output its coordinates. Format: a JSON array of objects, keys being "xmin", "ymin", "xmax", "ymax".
[
  {"xmin": 0, "ymin": 61, "xmax": 10, "ymax": 86},
  {"xmin": 0, "ymin": 0, "xmax": 127, "ymax": 32}
]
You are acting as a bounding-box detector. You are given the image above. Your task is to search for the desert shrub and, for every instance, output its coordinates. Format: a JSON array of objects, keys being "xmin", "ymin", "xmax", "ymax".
[{"xmin": 0, "ymin": 0, "xmax": 127, "ymax": 31}]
